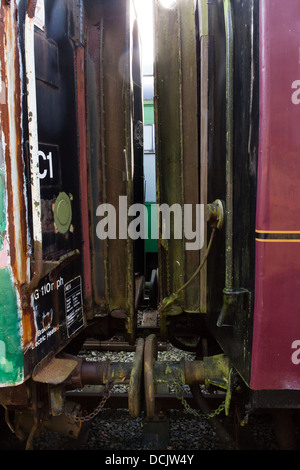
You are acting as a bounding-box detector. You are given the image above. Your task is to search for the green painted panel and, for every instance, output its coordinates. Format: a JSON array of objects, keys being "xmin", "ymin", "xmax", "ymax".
[
  {"xmin": 0, "ymin": 167, "xmax": 23, "ymax": 385},
  {"xmin": 0, "ymin": 268, "xmax": 24, "ymax": 386},
  {"xmin": 144, "ymin": 101, "xmax": 154, "ymax": 125},
  {"xmin": 145, "ymin": 202, "xmax": 158, "ymax": 253}
]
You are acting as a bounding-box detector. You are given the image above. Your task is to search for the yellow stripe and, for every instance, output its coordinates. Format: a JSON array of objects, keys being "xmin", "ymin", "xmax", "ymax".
[
  {"xmin": 256, "ymin": 238, "xmax": 300, "ymax": 243},
  {"xmin": 256, "ymin": 229, "xmax": 300, "ymax": 234}
]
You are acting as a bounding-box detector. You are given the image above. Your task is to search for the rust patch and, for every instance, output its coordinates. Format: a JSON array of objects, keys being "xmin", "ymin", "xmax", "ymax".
[
  {"xmin": 27, "ymin": 0, "xmax": 37, "ymax": 19},
  {"xmin": 0, "ymin": 1, "xmax": 37, "ymax": 348},
  {"xmin": 20, "ymin": 292, "xmax": 37, "ymax": 351}
]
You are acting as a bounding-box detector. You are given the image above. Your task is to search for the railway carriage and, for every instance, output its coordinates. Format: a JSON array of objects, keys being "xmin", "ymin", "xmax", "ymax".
[{"xmin": 0, "ymin": 0, "xmax": 300, "ymax": 449}]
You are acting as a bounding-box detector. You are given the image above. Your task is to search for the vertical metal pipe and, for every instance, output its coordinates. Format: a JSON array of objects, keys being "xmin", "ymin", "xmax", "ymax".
[
  {"xmin": 199, "ymin": 0, "xmax": 209, "ymax": 313},
  {"xmin": 76, "ymin": 45, "xmax": 93, "ymax": 302},
  {"xmin": 223, "ymin": 0, "xmax": 234, "ymax": 290}
]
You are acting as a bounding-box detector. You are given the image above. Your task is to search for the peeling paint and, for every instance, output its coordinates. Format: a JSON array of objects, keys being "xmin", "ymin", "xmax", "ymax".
[
  {"xmin": 4, "ymin": 2, "xmax": 24, "ymax": 282},
  {"xmin": 0, "ymin": 131, "xmax": 23, "ymax": 385},
  {"xmin": 0, "ymin": 0, "xmax": 33, "ymax": 386},
  {"xmin": 0, "ymin": 238, "xmax": 9, "ymax": 268},
  {"xmin": 0, "ymin": 268, "xmax": 23, "ymax": 386}
]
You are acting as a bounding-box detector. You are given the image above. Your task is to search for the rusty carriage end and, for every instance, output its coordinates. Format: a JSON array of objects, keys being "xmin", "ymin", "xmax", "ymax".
[
  {"xmin": 1, "ymin": 0, "xmax": 145, "ymax": 437},
  {"xmin": 9, "ymin": 339, "xmax": 142, "ymax": 447},
  {"xmin": 0, "ymin": 0, "xmax": 37, "ymax": 390}
]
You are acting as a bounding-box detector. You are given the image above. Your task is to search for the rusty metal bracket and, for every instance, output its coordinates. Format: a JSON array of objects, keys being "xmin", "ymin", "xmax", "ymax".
[
  {"xmin": 217, "ymin": 288, "xmax": 250, "ymax": 327},
  {"xmin": 50, "ymin": 385, "xmax": 65, "ymax": 416},
  {"xmin": 32, "ymin": 357, "xmax": 78, "ymax": 385}
]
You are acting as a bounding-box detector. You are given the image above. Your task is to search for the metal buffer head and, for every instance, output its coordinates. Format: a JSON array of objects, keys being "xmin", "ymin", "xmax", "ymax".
[{"xmin": 144, "ymin": 334, "xmax": 232, "ymax": 419}]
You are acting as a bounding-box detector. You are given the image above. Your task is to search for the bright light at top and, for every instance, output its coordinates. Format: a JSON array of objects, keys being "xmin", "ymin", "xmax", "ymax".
[
  {"xmin": 159, "ymin": 0, "xmax": 177, "ymax": 9},
  {"xmin": 135, "ymin": 0, "xmax": 154, "ymax": 74}
]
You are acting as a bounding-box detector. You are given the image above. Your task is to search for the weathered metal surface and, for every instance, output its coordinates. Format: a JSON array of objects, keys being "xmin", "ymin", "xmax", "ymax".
[
  {"xmin": 144, "ymin": 334, "xmax": 157, "ymax": 419},
  {"xmin": 143, "ymin": 334, "xmax": 231, "ymax": 419},
  {"xmin": 0, "ymin": 382, "xmax": 29, "ymax": 407},
  {"xmin": 154, "ymin": 0, "xmax": 199, "ymax": 317},
  {"xmin": 20, "ymin": 0, "xmax": 86, "ymax": 377},
  {"xmin": 198, "ymin": 0, "xmax": 209, "ymax": 313},
  {"xmin": 0, "ymin": 0, "xmax": 144, "ymax": 393},
  {"xmin": 15, "ymin": 406, "xmax": 83, "ymax": 443},
  {"xmin": 128, "ymin": 337, "xmax": 144, "ymax": 417},
  {"xmin": 0, "ymin": 0, "xmax": 29, "ymax": 386},
  {"xmin": 32, "ymin": 357, "xmax": 78, "ymax": 385},
  {"xmin": 205, "ymin": 0, "xmax": 258, "ymax": 386},
  {"xmin": 0, "ymin": 0, "xmax": 90, "ymax": 388},
  {"xmin": 81, "ymin": 338, "xmax": 167, "ymax": 352},
  {"xmin": 223, "ymin": 0, "xmax": 234, "ymax": 292},
  {"xmin": 75, "ymin": 44, "xmax": 92, "ymax": 306},
  {"xmin": 25, "ymin": 0, "xmax": 43, "ymax": 296},
  {"xmin": 85, "ymin": 0, "xmax": 143, "ymax": 343}
]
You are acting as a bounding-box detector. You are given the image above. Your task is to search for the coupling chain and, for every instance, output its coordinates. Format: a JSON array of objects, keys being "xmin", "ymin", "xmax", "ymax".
[
  {"xmin": 173, "ymin": 380, "xmax": 225, "ymax": 420},
  {"xmin": 66, "ymin": 380, "xmax": 114, "ymax": 423}
]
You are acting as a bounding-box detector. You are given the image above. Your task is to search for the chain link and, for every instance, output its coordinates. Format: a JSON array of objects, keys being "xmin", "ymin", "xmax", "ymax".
[
  {"xmin": 172, "ymin": 381, "xmax": 225, "ymax": 420},
  {"xmin": 65, "ymin": 381, "xmax": 114, "ymax": 423},
  {"xmin": 65, "ymin": 379, "xmax": 225, "ymax": 423}
]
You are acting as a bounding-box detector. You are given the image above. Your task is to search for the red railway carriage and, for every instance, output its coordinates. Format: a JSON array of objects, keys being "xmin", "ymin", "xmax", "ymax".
[{"xmin": 251, "ymin": 0, "xmax": 300, "ymax": 391}]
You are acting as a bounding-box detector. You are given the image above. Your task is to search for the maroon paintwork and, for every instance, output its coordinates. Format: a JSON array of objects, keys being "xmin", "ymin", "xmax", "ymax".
[{"xmin": 251, "ymin": 0, "xmax": 300, "ymax": 389}]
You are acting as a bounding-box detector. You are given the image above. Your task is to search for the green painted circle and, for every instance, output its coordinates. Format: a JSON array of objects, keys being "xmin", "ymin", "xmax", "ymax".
[{"xmin": 54, "ymin": 192, "xmax": 72, "ymax": 234}]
